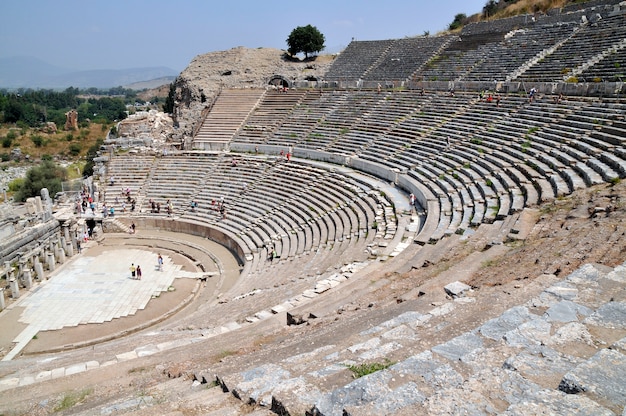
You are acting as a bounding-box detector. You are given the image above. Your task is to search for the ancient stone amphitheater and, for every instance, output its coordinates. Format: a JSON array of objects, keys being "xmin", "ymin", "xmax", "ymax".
[{"xmin": 1, "ymin": 2, "xmax": 626, "ymax": 415}]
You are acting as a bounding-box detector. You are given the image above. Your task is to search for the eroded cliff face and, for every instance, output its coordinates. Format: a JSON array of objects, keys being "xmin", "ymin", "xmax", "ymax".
[{"xmin": 171, "ymin": 46, "xmax": 332, "ymax": 144}]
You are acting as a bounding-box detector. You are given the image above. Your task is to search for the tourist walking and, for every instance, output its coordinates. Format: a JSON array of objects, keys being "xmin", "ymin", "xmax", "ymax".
[
  {"xmin": 130, "ymin": 263, "xmax": 136, "ymax": 279},
  {"xmin": 136, "ymin": 265, "xmax": 142, "ymax": 280},
  {"xmin": 157, "ymin": 254, "xmax": 164, "ymax": 271}
]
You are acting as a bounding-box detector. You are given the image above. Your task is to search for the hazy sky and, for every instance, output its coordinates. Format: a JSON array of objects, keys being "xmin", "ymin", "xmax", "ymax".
[{"xmin": 0, "ymin": 0, "xmax": 487, "ymax": 72}]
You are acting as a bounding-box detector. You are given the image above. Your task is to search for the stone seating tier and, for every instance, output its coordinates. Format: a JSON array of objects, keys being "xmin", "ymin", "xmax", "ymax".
[{"xmin": 206, "ymin": 260, "xmax": 626, "ymax": 416}]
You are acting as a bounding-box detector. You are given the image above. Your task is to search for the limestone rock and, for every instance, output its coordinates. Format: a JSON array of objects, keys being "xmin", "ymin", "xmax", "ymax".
[{"xmin": 444, "ymin": 281, "xmax": 472, "ymax": 298}]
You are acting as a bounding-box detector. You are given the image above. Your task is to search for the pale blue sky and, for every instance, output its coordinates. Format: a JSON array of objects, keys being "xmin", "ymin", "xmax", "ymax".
[{"xmin": 0, "ymin": 0, "xmax": 487, "ymax": 72}]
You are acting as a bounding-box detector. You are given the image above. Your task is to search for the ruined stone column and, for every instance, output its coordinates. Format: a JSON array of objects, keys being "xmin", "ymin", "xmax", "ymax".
[
  {"xmin": 9, "ymin": 278, "xmax": 19, "ymax": 299},
  {"xmin": 55, "ymin": 239, "xmax": 66, "ymax": 263},
  {"xmin": 65, "ymin": 238, "xmax": 74, "ymax": 257},
  {"xmin": 18, "ymin": 258, "xmax": 27, "ymax": 276},
  {"xmin": 22, "ymin": 269, "xmax": 32, "ymax": 290},
  {"xmin": 0, "ymin": 288, "xmax": 5, "ymax": 310},
  {"xmin": 47, "ymin": 252, "xmax": 56, "ymax": 272},
  {"xmin": 41, "ymin": 188, "xmax": 52, "ymax": 221},
  {"xmin": 34, "ymin": 258, "xmax": 45, "ymax": 280}
]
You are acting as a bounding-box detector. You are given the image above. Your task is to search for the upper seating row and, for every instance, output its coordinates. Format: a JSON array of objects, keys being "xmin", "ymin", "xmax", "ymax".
[{"xmin": 323, "ymin": 7, "xmax": 626, "ymax": 83}]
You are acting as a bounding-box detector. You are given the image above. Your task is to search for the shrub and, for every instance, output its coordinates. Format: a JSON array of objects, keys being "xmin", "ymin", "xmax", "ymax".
[
  {"xmin": 69, "ymin": 143, "xmax": 82, "ymax": 156},
  {"xmin": 346, "ymin": 359, "xmax": 395, "ymax": 379},
  {"xmin": 1, "ymin": 136, "xmax": 12, "ymax": 148},
  {"xmin": 31, "ymin": 134, "xmax": 44, "ymax": 147}
]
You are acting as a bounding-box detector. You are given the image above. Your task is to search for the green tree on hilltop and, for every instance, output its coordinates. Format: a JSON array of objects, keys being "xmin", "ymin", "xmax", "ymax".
[
  {"xmin": 286, "ymin": 25, "xmax": 325, "ymax": 59},
  {"xmin": 449, "ymin": 13, "xmax": 468, "ymax": 30}
]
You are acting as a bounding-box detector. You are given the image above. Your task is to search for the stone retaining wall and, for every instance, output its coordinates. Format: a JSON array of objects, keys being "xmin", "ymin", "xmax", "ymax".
[{"xmin": 118, "ymin": 217, "xmax": 246, "ymax": 268}]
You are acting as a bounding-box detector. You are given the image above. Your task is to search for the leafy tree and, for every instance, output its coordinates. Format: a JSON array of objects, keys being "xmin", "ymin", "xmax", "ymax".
[
  {"xmin": 15, "ymin": 160, "xmax": 67, "ymax": 202},
  {"xmin": 449, "ymin": 13, "xmax": 467, "ymax": 30},
  {"xmin": 483, "ymin": 0, "xmax": 498, "ymax": 17},
  {"xmin": 286, "ymin": 25, "xmax": 325, "ymax": 59},
  {"xmin": 82, "ymin": 138, "xmax": 104, "ymax": 177}
]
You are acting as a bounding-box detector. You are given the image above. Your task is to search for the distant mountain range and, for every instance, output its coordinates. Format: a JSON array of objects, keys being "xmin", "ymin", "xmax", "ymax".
[{"xmin": 0, "ymin": 56, "xmax": 178, "ymax": 90}]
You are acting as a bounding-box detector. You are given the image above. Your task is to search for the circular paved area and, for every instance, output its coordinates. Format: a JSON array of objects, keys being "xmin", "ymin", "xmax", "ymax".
[{"xmin": 3, "ymin": 248, "xmax": 205, "ymax": 361}]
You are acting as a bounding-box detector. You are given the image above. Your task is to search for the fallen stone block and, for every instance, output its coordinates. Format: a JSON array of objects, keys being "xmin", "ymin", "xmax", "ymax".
[
  {"xmin": 255, "ymin": 310, "xmax": 274, "ymax": 320},
  {"xmin": 444, "ymin": 281, "xmax": 472, "ymax": 298},
  {"xmin": 559, "ymin": 348, "xmax": 626, "ymax": 410},
  {"xmin": 271, "ymin": 304, "xmax": 288, "ymax": 314},
  {"xmin": 286, "ymin": 312, "xmax": 307, "ymax": 326}
]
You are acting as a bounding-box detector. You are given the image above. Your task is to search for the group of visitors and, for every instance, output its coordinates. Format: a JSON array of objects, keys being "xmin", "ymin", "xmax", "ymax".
[
  {"xmin": 479, "ymin": 90, "xmax": 502, "ymax": 107},
  {"xmin": 210, "ymin": 197, "xmax": 227, "ymax": 219},
  {"xmin": 149, "ymin": 199, "xmax": 162, "ymax": 213},
  {"xmin": 129, "ymin": 253, "xmax": 164, "ymax": 280},
  {"xmin": 129, "ymin": 263, "xmax": 142, "ymax": 280}
]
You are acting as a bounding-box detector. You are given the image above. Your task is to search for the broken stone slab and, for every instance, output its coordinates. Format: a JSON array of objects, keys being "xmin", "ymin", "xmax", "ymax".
[
  {"xmin": 544, "ymin": 300, "xmax": 594, "ymax": 323},
  {"xmin": 302, "ymin": 289, "xmax": 318, "ymax": 298},
  {"xmin": 381, "ymin": 324, "xmax": 419, "ymax": 341},
  {"xmin": 584, "ymin": 301, "xmax": 626, "ymax": 329},
  {"xmin": 558, "ymin": 348, "xmax": 626, "ymax": 410},
  {"xmin": 431, "ymin": 332, "xmax": 484, "ymax": 362},
  {"xmin": 343, "ymin": 381, "xmax": 426, "ymax": 415},
  {"xmin": 504, "ymin": 388, "xmax": 615, "ymax": 416},
  {"xmin": 503, "ymin": 318, "xmax": 552, "ymax": 348},
  {"xmin": 348, "ymin": 337, "xmax": 381, "ymax": 354},
  {"xmin": 225, "ymin": 363, "xmax": 291, "ymax": 406},
  {"xmin": 358, "ymin": 341, "xmax": 402, "ymax": 360},
  {"xmin": 503, "ymin": 346, "xmax": 583, "ymax": 380},
  {"xmin": 329, "ymin": 274, "xmax": 348, "ymax": 283},
  {"xmin": 479, "ymin": 306, "xmax": 539, "ymax": 341},
  {"xmin": 543, "ymin": 281, "xmax": 579, "ymax": 301},
  {"xmin": 314, "ymin": 283, "xmax": 331, "ymax": 294},
  {"xmin": 312, "ymin": 370, "xmax": 393, "ymax": 416},
  {"xmin": 429, "ymin": 302, "xmax": 455, "ymax": 317},
  {"xmin": 604, "ymin": 264, "xmax": 626, "ymax": 283},
  {"xmin": 550, "ymin": 322, "xmax": 595, "ymax": 346},
  {"xmin": 611, "ymin": 336, "xmax": 626, "ymax": 355},
  {"xmin": 391, "ymin": 350, "xmax": 463, "ymax": 391},
  {"xmin": 271, "ymin": 303, "xmax": 291, "ymax": 314},
  {"xmin": 254, "ymin": 310, "xmax": 274, "ymax": 320},
  {"xmin": 565, "ymin": 263, "xmax": 604, "ymax": 284},
  {"xmin": 444, "ymin": 281, "xmax": 472, "ymax": 298},
  {"xmin": 269, "ymin": 376, "xmax": 322, "ymax": 416}
]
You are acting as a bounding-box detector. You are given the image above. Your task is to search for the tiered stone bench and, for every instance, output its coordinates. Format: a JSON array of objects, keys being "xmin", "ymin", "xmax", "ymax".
[
  {"xmin": 208, "ymin": 261, "xmax": 626, "ymax": 415},
  {"xmin": 104, "ymin": 154, "xmax": 155, "ymax": 212},
  {"xmin": 324, "ymin": 40, "xmax": 395, "ymax": 81},
  {"xmin": 518, "ymin": 14, "xmax": 626, "ymax": 82}
]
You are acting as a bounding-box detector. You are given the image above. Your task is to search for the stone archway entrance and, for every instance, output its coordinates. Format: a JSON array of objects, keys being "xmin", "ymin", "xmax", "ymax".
[{"xmin": 268, "ymin": 75, "xmax": 290, "ymax": 89}]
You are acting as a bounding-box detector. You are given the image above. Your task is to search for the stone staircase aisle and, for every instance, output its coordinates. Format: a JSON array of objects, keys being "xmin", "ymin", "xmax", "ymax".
[{"xmin": 193, "ymin": 89, "xmax": 266, "ymax": 151}]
